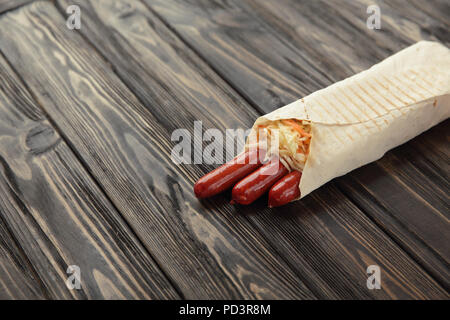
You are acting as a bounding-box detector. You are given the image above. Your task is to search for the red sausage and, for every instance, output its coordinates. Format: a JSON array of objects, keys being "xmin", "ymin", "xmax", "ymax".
[
  {"xmin": 268, "ymin": 171, "xmax": 301, "ymax": 208},
  {"xmin": 231, "ymin": 158, "xmax": 289, "ymax": 205},
  {"xmin": 194, "ymin": 149, "xmax": 265, "ymax": 199}
]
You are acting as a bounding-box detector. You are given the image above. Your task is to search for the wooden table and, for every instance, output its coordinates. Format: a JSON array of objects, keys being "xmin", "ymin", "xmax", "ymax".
[{"xmin": 0, "ymin": 0, "xmax": 448, "ymax": 299}]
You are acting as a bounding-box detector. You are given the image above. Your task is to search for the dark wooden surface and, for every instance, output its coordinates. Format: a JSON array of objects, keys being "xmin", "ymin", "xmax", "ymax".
[
  {"xmin": 0, "ymin": 0, "xmax": 32, "ymax": 14},
  {"xmin": 0, "ymin": 0, "xmax": 448, "ymax": 299},
  {"xmin": 0, "ymin": 50, "xmax": 178, "ymax": 299}
]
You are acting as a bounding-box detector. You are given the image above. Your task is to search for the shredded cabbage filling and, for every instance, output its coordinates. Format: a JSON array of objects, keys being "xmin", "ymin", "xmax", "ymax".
[{"xmin": 257, "ymin": 119, "xmax": 311, "ymax": 172}]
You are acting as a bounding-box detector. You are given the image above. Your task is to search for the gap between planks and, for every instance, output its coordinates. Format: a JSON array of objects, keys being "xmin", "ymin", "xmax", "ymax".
[
  {"xmin": 0, "ymin": 6, "xmax": 183, "ymax": 300},
  {"xmin": 140, "ymin": 0, "xmax": 449, "ymax": 291},
  {"xmin": 0, "ymin": 0, "xmax": 34, "ymax": 15},
  {"xmin": 50, "ymin": 0, "xmax": 318, "ymax": 299},
  {"xmin": 0, "ymin": 0, "xmax": 316, "ymax": 298},
  {"xmin": 48, "ymin": 0, "xmax": 446, "ymax": 298},
  {"xmin": 3, "ymin": 50, "xmax": 185, "ymax": 300},
  {"xmin": 56, "ymin": 0, "xmax": 446, "ymax": 298}
]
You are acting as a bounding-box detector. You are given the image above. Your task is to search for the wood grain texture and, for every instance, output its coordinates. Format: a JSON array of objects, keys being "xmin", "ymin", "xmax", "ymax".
[
  {"xmin": 0, "ymin": 214, "xmax": 45, "ymax": 299},
  {"xmin": 0, "ymin": 52, "xmax": 178, "ymax": 299},
  {"xmin": 50, "ymin": 0, "xmax": 449, "ymax": 298},
  {"xmin": 0, "ymin": 0, "xmax": 33, "ymax": 14},
  {"xmin": 241, "ymin": 0, "xmax": 450, "ymax": 289},
  {"xmin": 0, "ymin": 1, "xmax": 315, "ymax": 299},
  {"xmin": 145, "ymin": 0, "xmax": 450, "ymax": 291},
  {"xmin": 144, "ymin": 0, "xmax": 338, "ymax": 113},
  {"xmin": 392, "ymin": 0, "xmax": 450, "ymax": 28},
  {"xmin": 240, "ymin": 0, "xmax": 450, "ymax": 78}
]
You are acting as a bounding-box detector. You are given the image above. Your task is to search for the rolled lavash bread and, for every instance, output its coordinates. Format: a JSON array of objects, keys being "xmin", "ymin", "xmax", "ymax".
[{"xmin": 246, "ymin": 41, "xmax": 450, "ymax": 199}]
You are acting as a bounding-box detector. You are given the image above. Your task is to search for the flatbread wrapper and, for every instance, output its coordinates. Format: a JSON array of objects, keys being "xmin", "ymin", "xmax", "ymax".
[{"xmin": 246, "ymin": 41, "xmax": 450, "ymax": 199}]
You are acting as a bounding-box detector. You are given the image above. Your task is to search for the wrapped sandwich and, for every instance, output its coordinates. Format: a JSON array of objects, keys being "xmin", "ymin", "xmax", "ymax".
[{"xmin": 194, "ymin": 41, "xmax": 450, "ymax": 207}]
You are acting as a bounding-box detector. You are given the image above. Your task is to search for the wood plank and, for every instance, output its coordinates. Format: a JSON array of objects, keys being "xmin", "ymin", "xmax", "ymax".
[
  {"xmin": 0, "ymin": 52, "xmax": 178, "ymax": 299},
  {"xmin": 144, "ymin": 0, "xmax": 450, "ymax": 290},
  {"xmin": 51, "ymin": 0, "xmax": 449, "ymax": 298},
  {"xmin": 141, "ymin": 0, "xmax": 358, "ymax": 112},
  {"xmin": 0, "ymin": 0, "xmax": 33, "ymax": 14},
  {"xmin": 241, "ymin": 0, "xmax": 450, "ymax": 289},
  {"xmin": 244, "ymin": 0, "xmax": 450, "ymax": 185},
  {"xmin": 0, "ymin": 215, "xmax": 45, "ymax": 299},
  {"xmin": 146, "ymin": 0, "xmax": 339, "ymax": 113},
  {"xmin": 0, "ymin": 1, "xmax": 316, "ymax": 299},
  {"xmin": 394, "ymin": 0, "xmax": 450, "ymax": 28}
]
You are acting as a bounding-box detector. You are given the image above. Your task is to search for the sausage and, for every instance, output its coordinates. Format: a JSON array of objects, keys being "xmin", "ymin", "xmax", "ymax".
[
  {"xmin": 194, "ymin": 149, "xmax": 265, "ymax": 199},
  {"xmin": 268, "ymin": 171, "xmax": 301, "ymax": 208},
  {"xmin": 231, "ymin": 158, "xmax": 289, "ymax": 205}
]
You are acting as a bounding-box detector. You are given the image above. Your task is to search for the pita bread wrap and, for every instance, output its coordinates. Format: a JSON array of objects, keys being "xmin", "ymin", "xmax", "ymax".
[{"xmin": 246, "ymin": 41, "xmax": 450, "ymax": 199}]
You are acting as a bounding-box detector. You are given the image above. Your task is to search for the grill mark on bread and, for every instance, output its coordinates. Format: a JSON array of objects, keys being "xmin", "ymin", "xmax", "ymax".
[
  {"xmin": 366, "ymin": 79, "xmax": 399, "ymax": 110},
  {"xmin": 402, "ymin": 73, "xmax": 430, "ymax": 99},
  {"xmin": 356, "ymin": 82, "xmax": 389, "ymax": 114},
  {"xmin": 335, "ymin": 88, "xmax": 378, "ymax": 136},
  {"xmin": 324, "ymin": 93, "xmax": 364, "ymax": 139},
  {"xmin": 409, "ymin": 69, "xmax": 435, "ymax": 88},
  {"xmin": 339, "ymin": 88, "xmax": 381, "ymax": 133},
  {"xmin": 373, "ymin": 78, "xmax": 409, "ymax": 105},
  {"xmin": 313, "ymin": 96, "xmax": 340, "ymax": 122},
  {"xmin": 338, "ymin": 88, "xmax": 368, "ymax": 122},
  {"xmin": 408, "ymin": 77, "xmax": 435, "ymax": 97},
  {"xmin": 347, "ymin": 84, "xmax": 382, "ymax": 117},
  {"xmin": 320, "ymin": 94, "xmax": 352, "ymax": 122},
  {"xmin": 314, "ymin": 98, "xmax": 355, "ymax": 142},
  {"xmin": 381, "ymin": 75, "xmax": 416, "ymax": 103},
  {"xmin": 339, "ymin": 88, "xmax": 382, "ymax": 133},
  {"xmin": 314, "ymin": 94, "xmax": 345, "ymax": 123},
  {"xmin": 330, "ymin": 91, "xmax": 361, "ymax": 123},
  {"xmin": 394, "ymin": 74, "xmax": 430, "ymax": 102}
]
